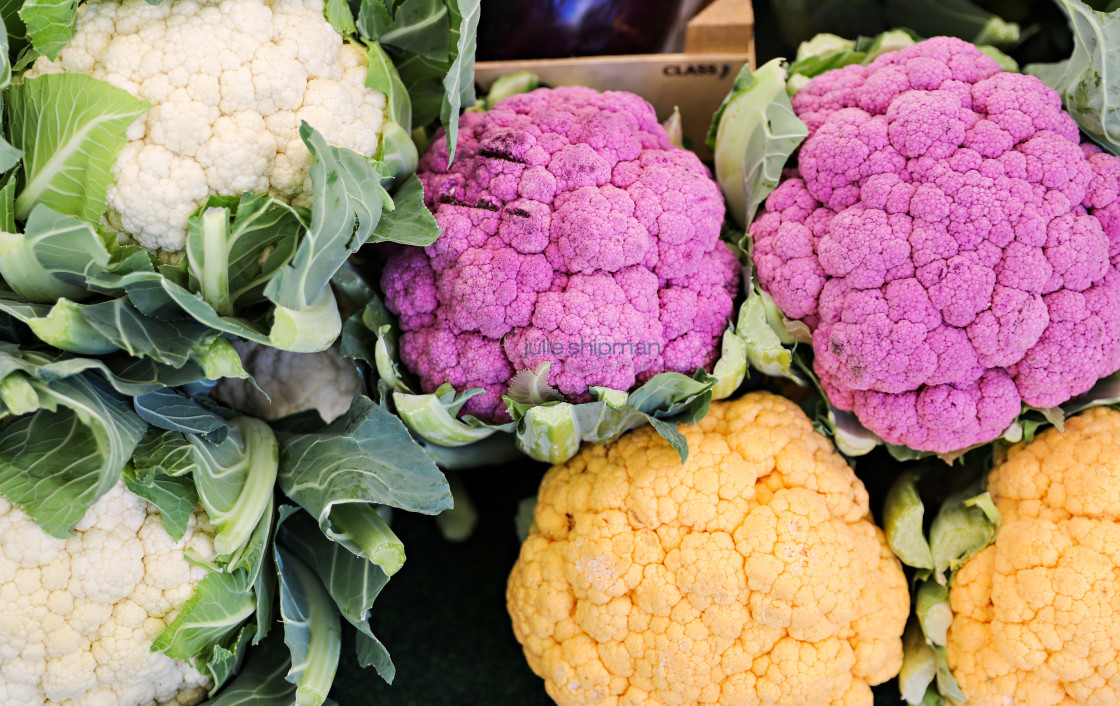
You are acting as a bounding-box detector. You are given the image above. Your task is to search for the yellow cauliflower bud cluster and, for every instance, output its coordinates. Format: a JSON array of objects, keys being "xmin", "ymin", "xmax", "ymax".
[
  {"xmin": 947, "ymin": 406, "xmax": 1120, "ymax": 706},
  {"xmin": 507, "ymin": 392, "xmax": 909, "ymax": 706}
]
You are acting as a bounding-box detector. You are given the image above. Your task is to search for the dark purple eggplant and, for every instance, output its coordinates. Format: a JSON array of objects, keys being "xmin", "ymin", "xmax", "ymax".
[{"xmin": 477, "ymin": 0, "xmax": 685, "ymax": 60}]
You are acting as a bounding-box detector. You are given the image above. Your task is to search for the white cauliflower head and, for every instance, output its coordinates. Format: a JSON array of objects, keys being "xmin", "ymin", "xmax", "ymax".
[
  {"xmin": 0, "ymin": 483, "xmax": 218, "ymax": 706},
  {"xmin": 211, "ymin": 340, "xmax": 360, "ymax": 422},
  {"xmin": 26, "ymin": 0, "xmax": 387, "ymax": 253}
]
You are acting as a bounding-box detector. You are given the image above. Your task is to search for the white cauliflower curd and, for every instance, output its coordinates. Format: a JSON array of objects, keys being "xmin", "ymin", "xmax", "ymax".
[
  {"xmin": 0, "ymin": 483, "xmax": 217, "ymax": 706},
  {"xmin": 211, "ymin": 340, "xmax": 360, "ymax": 422},
  {"xmin": 26, "ymin": 0, "xmax": 387, "ymax": 253}
]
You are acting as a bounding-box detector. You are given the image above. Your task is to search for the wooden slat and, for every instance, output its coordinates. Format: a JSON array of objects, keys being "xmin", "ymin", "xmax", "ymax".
[
  {"xmin": 476, "ymin": 53, "xmax": 750, "ymax": 159},
  {"xmin": 473, "ymin": 0, "xmax": 754, "ymax": 157},
  {"xmin": 685, "ymin": 0, "xmax": 755, "ymax": 54}
]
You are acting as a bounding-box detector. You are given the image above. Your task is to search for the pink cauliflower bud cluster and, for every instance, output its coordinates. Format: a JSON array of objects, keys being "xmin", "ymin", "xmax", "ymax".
[
  {"xmin": 751, "ymin": 36, "xmax": 1120, "ymax": 453},
  {"xmin": 382, "ymin": 86, "xmax": 739, "ymax": 422}
]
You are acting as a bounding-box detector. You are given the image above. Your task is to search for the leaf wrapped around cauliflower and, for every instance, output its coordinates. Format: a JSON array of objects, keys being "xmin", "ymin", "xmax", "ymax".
[
  {"xmin": 0, "ymin": 0, "xmax": 461, "ymax": 367},
  {"xmin": 889, "ymin": 406, "xmax": 1120, "ymax": 705},
  {"xmin": 368, "ymin": 85, "xmax": 756, "ymax": 464},
  {"xmin": 0, "ymin": 332, "xmax": 453, "ymax": 705},
  {"xmin": 731, "ymin": 36, "xmax": 1120, "ymax": 456},
  {"xmin": 507, "ymin": 392, "xmax": 909, "ymax": 706}
]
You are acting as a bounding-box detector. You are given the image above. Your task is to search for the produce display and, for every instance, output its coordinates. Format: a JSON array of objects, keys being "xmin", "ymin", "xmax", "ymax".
[
  {"xmin": 3, "ymin": 0, "xmax": 1120, "ymax": 704},
  {"xmin": 0, "ymin": 0, "xmax": 473, "ymax": 703}
]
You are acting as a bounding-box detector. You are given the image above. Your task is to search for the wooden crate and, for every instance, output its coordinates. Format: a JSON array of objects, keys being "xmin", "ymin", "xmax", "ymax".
[{"xmin": 474, "ymin": 0, "xmax": 754, "ymax": 159}]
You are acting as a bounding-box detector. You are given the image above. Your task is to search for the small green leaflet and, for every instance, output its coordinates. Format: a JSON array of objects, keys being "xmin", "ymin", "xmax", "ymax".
[
  {"xmin": 0, "ymin": 205, "xmax": 107, "ymax": 303},
  {"xmin": 393, "ymin": 386, "xmax": 499, "ymax": 447},
  {"xmin": 441, "ymin": 0, "xmax": 479, "ymax": 163},
  {"xmin": 245, "ymin": 494, "xmax": 276, "ymax": 644},
  {"xmin": 376, "ymin": 0, "xmax": 450, "ymax": 61},
  {"xmin": 357, "ymin": 0, "xmax": 479, "ymax": 154},
  {"xmin": 0, "ymin": 2, "xmax": 28, "ymax": 68},
  {"xmin": 0, "ymin": 369, "xmax": 37, "ymax": 414},
  {"xmin": 368, "ymin": 173, "xmax": 439, "ymax": 246},
  {"xmin": 122, "ymin": 464, "xmax": 198, "ymax": 541},
  {"xmin": 506, "ymin": 383, "xmax": 707, "ymax": 465},
  {"xmin": 710, "ymin": 58, "xmax": 809, "ymax": 229},
  {"xmin": 324, "ymin": 502, "xmax": 405, "ymax": 576},
  {"xmin": 884, "ymin": 0, "xmax": 1020, "ymax": 48},
  {"xmin": 18, "ymin": 0, "xmax": 78, "ymax": 60},
  {"xmin": 322, "ymin": 0, "xmax": 356, "ymax": 36},
  {"xmin": 366, "ymin": 41, "xmax": 412, "ymax": 129},
  {"xmin": 80, "ymin": 298, "xmax": 213, "ymax": 365},
  {"xmin": 186, "ymin": 193, "xmax": 302, "ymax": 317},
  {"xmin": 264, "ymin": 123, "xmax": 387, "ymax": 312},
  {"xmin": 36, "ymin": 352, "xmax": 214, "ymax": 397},
  {"xmin": 202, "ymin": 624, "xmax": 255, "ymax": 695},
  {"xmin": 9, "ymin": 73, "xmax": 149, "ymax": 223},
  {"xmin": 0, "ymin": 172, "xmax": 17, "ymax": 232},
  {"xmin": 133, "ymin": 387, "xmax": 230, "ymax": 443},
  {"xmin": 152, "ymin": 570, "xmax": 256, "ymax": 661},
  {"xmin": 625, "ymin": 371, "xmax": 713, "ymax": 416},
  {"xmin": 357, "ymin": 0, "xmax": 394, "ymax": 39},
  {"xmin": 0, "ymin": 349, "xmax": 146, "ymax": 537},
  {"xmin": 883, "ymin": 468, "xmax": 936, "ymax": 570},
  {"xmin": 1029, "ymin": 0, "xmax": 1120, "ymax": 154},
  {"xmin": 277, "ymin": 396, "xmax": 453, "ymax": 526},
  {"xmin": 277, "ymin": 508, "xmax": 396, "ymax": 682},
  {"xmin": 505, "ymin": 361, "xmax": 562, "ymax": 406},
  {"xmin": 204, "ymin": 632, "xmax": 329, "ymax": 706},
  {"xmin": 274, "ymin": 517, "xmax": 342, "ymax": 706},
  {"xmin": 190, "ymin": 417, "xmax": 279, "ymax": 560}
]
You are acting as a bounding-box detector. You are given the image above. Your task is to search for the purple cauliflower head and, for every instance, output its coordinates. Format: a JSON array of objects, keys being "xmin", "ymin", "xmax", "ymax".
[
  {"xmin": 750, "ymin": 36, "xmax": 1120, "ymax": 453},
  {"xmin": 382, "ymin": 86, "xmax": 739, "ymax": 422}
]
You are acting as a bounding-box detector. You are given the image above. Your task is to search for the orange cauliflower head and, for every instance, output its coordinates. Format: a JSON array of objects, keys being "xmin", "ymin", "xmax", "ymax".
[
  {"xmin": 947, "ymin": 406, "xmax": 1120, "ymax": 706},
  {"xmin": 507, "ymin": 392, "xmax": 909, "ymax": 706}
]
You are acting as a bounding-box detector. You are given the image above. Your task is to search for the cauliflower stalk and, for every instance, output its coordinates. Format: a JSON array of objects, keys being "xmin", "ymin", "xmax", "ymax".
[
  {"xmin": 0, "ymin": 482, "xmax": 217, "ymax": 706},
  {"xmin": 507, "ymin": 393, "xmax": 909, "ymax": 706},
  {"xmin": 368, "ymin": 85, "xmax": 757, "ymax": 465},
  {"xmin": 717, "ymin": 35, "xmax": 1120, "ymax": 455},
  {"xmin": 889, "ymin": 406, "xmax": 1120, "ymax": 705}
]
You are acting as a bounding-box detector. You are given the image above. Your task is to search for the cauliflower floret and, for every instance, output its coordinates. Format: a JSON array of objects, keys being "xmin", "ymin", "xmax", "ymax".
[
  {"xmin": 507, "ymin": 392, "xmax": 909, "ymax": 705},
  {"xmin": 946, "ymin": 406, "xmax": 1120, "ymax": 706},
  {"xmin": 0, "ymin": 483, "xmax": 216, "ymax": 706},
  {"xmin": 209, "ymin": 340, "xmax": 360, "ymax": 422},
  {"xmin": 381, "ymin": 86, "xmax": 740, "ymax": 422},
  {"xmin": 749, "ymin": 36, "xmax": 1120, "ymax": 453},
  {"xmin": 26, "ymin": 0, "xmax": 387, "ymax": 253}
]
